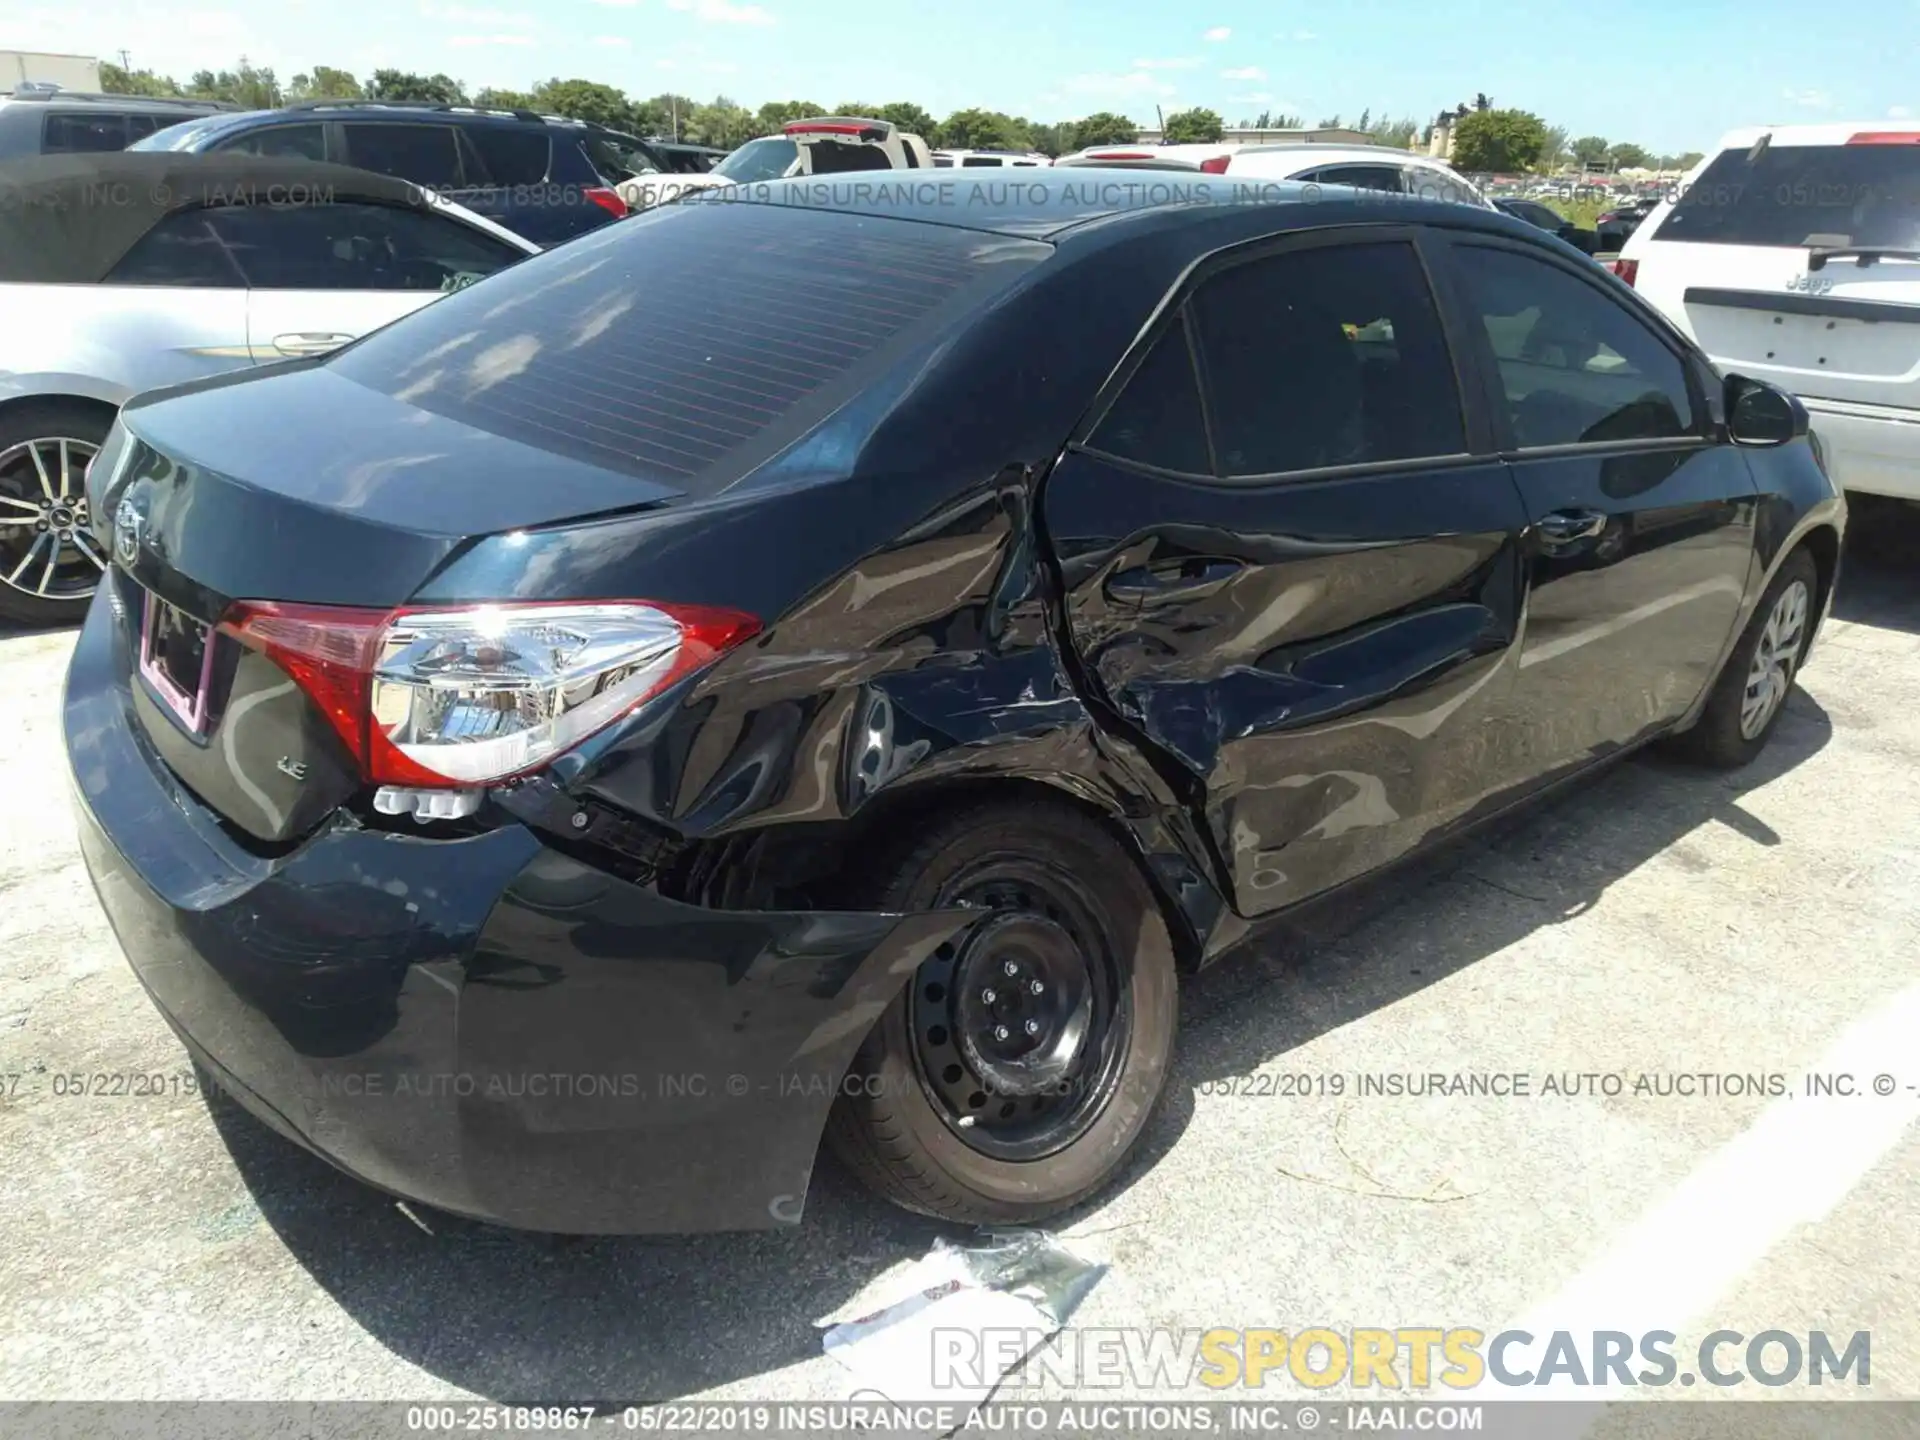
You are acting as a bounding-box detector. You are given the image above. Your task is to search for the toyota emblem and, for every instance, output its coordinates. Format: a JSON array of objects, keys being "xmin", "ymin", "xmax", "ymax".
[{"xmin": 113, "ymin": 495, "xmax": 143, "ymax": 567}]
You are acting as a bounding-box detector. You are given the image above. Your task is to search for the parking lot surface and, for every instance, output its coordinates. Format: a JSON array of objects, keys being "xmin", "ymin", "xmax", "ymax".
[{"xmin": 2, "ymin": 522, "xmax": 1917, "ymax": 1405}]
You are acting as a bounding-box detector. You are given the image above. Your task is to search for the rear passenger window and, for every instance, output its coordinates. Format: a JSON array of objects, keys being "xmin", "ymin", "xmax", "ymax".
[
  {"xmin": 1308, "ymin": 165, "xmax": 1404, "ymax": 193},
  {"xmin": 342, "ymin": 124, "xmax": 462, "ymax": 187},
  {"xmin": 465, "ymin": 127, "xmax": 551, "ymax": 185},
  {"xmin": 1191, "ymin": 240, "xmax": 1465, "ymax": 476},
  {"xmin": 204, "ymin": 202, "xmax": 524, "ymax": 291},
  {"xmin": 124, "ymin": 115, "xmax": 161, "ymax": 142},
  {"xmin": 217, "ymin": 124, "xmax": 325, "ymax": 161},
  {"xmin": 106, "ymin": 213, "xmax": 246, "ymax": 287},
  {"xmin": 1454, "ymin": 245, "xmax": 1696, "ymax": 448},
  {"xmin": 1087, "ymin": 317, "xmax": 1210, "ymax": 474},
  {"xmin": 43, "ymin": 113, "xmax": 128, "ymax": 153}
]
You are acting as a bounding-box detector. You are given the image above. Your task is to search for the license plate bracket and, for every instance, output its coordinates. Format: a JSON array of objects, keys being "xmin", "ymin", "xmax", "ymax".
[{"xmin": 138, "ymin": 591, "xmax": 216, "ymax": 736}]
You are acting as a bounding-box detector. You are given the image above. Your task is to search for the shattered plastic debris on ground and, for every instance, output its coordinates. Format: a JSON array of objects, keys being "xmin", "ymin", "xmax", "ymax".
[{"xmin": 819, "ymin": 1228, "xmax": 1107, "ymax": 1405}]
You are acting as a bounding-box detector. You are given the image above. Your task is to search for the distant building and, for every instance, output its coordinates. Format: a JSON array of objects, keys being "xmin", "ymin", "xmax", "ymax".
[
  {"xmin": 1131, "ymin": 125, "xmax": 1375, "ymax": 147},
  {"xmin": 2, "ymin": 51, "xmax": 102, "ymax": 92}
]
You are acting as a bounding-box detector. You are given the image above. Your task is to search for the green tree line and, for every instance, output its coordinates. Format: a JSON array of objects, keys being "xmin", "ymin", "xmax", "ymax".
[{"xmin": 100, "ymin": 60, "xmax": 1691, "ymax": 169}]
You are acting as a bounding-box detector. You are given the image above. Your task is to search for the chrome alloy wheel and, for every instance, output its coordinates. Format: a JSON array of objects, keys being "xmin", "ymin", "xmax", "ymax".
[
  {"xmin": 0, "ymin": 436, "xmax": 106, "ymax": 603},
  {"xmin": 1739, "ymin": 578, "xmax": 1809, "ymax": 741}
]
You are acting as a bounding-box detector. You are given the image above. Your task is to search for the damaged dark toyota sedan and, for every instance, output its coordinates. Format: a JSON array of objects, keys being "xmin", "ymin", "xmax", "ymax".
[{"xmin": 68, "ymin": 176, "xmax": 1843, "ymax": 1233}]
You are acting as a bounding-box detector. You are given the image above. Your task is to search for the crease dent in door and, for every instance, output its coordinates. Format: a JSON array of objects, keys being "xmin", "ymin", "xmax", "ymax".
[{"xmin": 1067, "ymin": 502, "xmax": 1529, "ymax": 916}]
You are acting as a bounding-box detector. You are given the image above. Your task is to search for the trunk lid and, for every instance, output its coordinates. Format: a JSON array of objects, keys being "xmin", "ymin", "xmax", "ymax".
[{"xmin": 95, "ymin": 363, "xmax": 685, "ymax": 845}]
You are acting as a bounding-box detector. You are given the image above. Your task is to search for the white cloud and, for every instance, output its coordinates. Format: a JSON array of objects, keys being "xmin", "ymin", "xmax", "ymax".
[
  {"xmin": 446, "ymin": 33, "xmax": 534, "ymax": 45},
  {"xmin": 420, "ymin": 0, "xmax": 536, "ymax": 26},
  {"xmin": 1782, "ymin": 87, "xmax": 1832, "ymax": 108},
  {"xmin": 1887, "ymin": 104, "xmax": 1912, "ymax": 118},
  {"xmin": 590, "ymin": 0, "xmax": 639, "ymax": 5},
  {"xmin": 666, "ymin": 0, "xmax": 776, "ymax": 23},
  {"xmin": 593, "ymin": 34, "xmax": 630, "ymax": 46},
  {"xmin": 1203, "ymin": 25, "xmax": 1231, "ymax": 41},
  {"xmin": 1133, "ymin": 56, "xmax": 1200, "ymax": 70},
  {"xmin": 1064, "ymin": 71, "xmax": 1178, "ymax": 98},
  {"xmin": 1221, "ymin": 65, "xmax": 1266, "ymax": 81}
]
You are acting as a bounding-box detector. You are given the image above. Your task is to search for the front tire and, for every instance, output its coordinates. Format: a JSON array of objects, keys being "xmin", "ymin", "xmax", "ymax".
[
  {"xmin": 0, "ymin": 400, "xmax": 114, "ymax": 627},
  {"xmin": 825, "ymin": 798, "xmax": 1178, "ymax": 1224},
  {"xmin": 1672, "ymin": 548, "xmax": 1818, "ymax": 768}
]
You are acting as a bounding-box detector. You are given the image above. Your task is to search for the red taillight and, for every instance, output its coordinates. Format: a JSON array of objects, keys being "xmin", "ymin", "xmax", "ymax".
[
  {"xmin": 1199, "ymin": 155, "xmax": 1231, "ymax": 174},
  {"xmin": 1089, "ymin": 151, "xmax": 1153, "ymax": 161},
  {"xmin": 220, "ymin": 599, "xmax": 758, "ymax": 788},
  {"xmin": 585, "ymin": 186, "xmax": 628, "ymax": 218},
  {"xmin": 786, "ymin": 121, "xmax": 880, "ymax": 137},
  {"xmin": 1608, "ymin": 258, "xmax": 1639, "ymax": 286},
  {"xmin": 1848, "ymin": 130, "xmax": 1920, "ymax": 144}
]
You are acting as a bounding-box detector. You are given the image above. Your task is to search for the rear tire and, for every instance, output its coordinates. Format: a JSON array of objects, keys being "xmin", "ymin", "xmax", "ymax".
[
  {"xmin": 825, "ymin": 798, "xmax": 1178, "ymax": 1224},
  {"xmin": 1670, "ymin": 548, "xmax": 1818, "ymax": 768},
  {"xmin": 0, "ymin": 400, "xmax": 114, "ymax": 627}
]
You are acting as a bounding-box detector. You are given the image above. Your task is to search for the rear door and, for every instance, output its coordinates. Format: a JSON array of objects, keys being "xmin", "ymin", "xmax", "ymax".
[
  {"xmin": 1439, "ymin": 234, "xmax": 1755, "ymax": 781},
  {"xmin": 98, "ymin": 212, "xmax": 253, "ymax": 372},
  {"xmin": 1631, "ymin": 134, "xmax": 1920, "ymax": 426},
  {"xmin": 1043, "ymin": 227, "xmax": 1536, "ymax": 918},
  {"xmin": 195, "ymin": 201, "xmax": 528, "ymax": 362}
]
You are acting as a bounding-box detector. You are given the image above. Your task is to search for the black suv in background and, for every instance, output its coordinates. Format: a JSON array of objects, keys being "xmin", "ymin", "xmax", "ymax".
[
  {"xmin": 0, "ymin": 87, "xmax": 235, "ymax": 160},
  {"xmin": 577, "ymin": 126, "xmax": 725, "ymax": 183},
  {"xmin": 132, "ymin": 100, "xmax": 630, "ymax": 244}
]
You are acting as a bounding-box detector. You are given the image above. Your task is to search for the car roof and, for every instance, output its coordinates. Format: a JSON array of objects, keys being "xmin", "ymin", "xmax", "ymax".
[
  {"xmin": 1, "ymin": 92, "xmax": 233, "ymax": 115},
  {"xmin": 0, "ymin": 151, "xmax": 455, "ymax": 284},
  {"xmin": 1706, "ymin": 121, "xmax": 1920, "ymax": 148},
  {"xmin": 176, "ymin": 102, "xmax": 575, "ymax": 142},
  {"xmin": 690, "ymin": 170, "xmax": 1535, "ymax": 245}
]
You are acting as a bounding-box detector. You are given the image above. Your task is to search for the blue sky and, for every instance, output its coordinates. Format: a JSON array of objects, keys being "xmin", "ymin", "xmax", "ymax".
[{"xmin": 12, "ymin": 0, "xmax": 1914, "ymax": 153}]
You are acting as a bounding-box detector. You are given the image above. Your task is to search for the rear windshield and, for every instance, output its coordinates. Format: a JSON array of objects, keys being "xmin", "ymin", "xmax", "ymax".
[
  {"xmin": 713, "ymin": 137, "xmax": 798, "ymax": 182},
  {"xmin": 1653, "ymin": 141, "xmax": 1920, "ymax": 249},
  {"xmin": 328, "ymin": 199, "xmax": 1049, "ymax": 487}
]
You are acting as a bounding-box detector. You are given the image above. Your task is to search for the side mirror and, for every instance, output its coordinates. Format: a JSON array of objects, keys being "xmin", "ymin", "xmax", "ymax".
[{"xmin": 1725, "ymin": 375, "xmax": 1807, "ymax": 447}]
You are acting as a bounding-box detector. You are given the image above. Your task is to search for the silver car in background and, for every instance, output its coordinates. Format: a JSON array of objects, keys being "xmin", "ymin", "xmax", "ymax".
[{"xmin": 0, "ymin": 151, "xmax": 538, "ymax": 625}]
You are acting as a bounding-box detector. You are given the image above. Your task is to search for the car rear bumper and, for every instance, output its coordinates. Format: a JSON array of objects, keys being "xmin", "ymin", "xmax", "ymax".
[
  {"xmin": 1802, "ymin": 398, "xmax": 1920, "ymax": 502},
  {"xmin": 64, "ymin": 591, "xmax": 968, "ymax": 1234}
]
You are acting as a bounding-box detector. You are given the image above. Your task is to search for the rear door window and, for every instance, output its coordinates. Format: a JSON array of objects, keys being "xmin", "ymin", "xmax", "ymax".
[
  {"xmin": 1304, "ymin": 164, "xmax": 1405, "ymax": 193},
  {"xmin": 1190, "ymin": 239, "xmax": 1466, "ymax": 476},
  {"xmin": 341, "ymin": 123, "xmax": 464, "ymax": 187},
  {"xmin": 204, "ymin": 202, "xmax": 524, "ymax": 291},
  {"xmin": 1453, "ymin": 244, "xmax": 1697, "ymax": 448},
  {"xmin": 106, "ymin": 213, "xmax": 247, "ymax": 287},
  {"xmin": 43, "ymin": 112, "xmax": 128, "ymax": 153},
  {"xmin": 465, "ymin": 126, "xmax": 552, "ymax": 185},
  {"xmin": 215, "ymin": 124, "xmax": 327, "ymax": 160},
  {"xmin": 1086, "ymin": 317, "xmax": 1211, "ymax": 474},
  {"xmin": 328, "ymin": 202, "xmax": 1050, "ymax": 487},
  {"xmin": 1653, "ymin": 141, "xmax": 1920, "ymax": 248}
]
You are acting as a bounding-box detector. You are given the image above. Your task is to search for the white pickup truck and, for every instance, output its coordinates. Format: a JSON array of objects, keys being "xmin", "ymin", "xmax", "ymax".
[{"xmin": 618, "ymin": 116, "xmax": 935, "ymax": 212}]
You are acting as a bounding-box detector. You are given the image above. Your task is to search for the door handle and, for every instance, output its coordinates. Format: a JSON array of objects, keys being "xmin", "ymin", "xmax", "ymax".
[
  {"xmin": 1536, "ymin": 509, "xmax": 1609, "ymax": 545},
  {"xmin": 271, "ymin": 332, "xmax": 354, "ymax": 357},
  {"xmin": 1104, "ymin": 558, "xmax": 1245, "ymax": 603}
]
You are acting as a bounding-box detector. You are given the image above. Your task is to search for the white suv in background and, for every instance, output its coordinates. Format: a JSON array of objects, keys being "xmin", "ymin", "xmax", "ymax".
[
  {"xmin": 1620, "ymin": 123, "xmax": 1920, "ymax": 503},
  {"xmin": 1054, "ymin": 141, "xmax": 1492, "ymax": 208},
  {"xmin": 619, "ymin": 117, "xmax": 935, "ymax": 211}
]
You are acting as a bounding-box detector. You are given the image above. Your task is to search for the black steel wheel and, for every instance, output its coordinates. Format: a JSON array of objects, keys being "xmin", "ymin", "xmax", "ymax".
[{"xmin": 826, "ymin": 797, "xmax": 1178, "ymax": 1223}]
